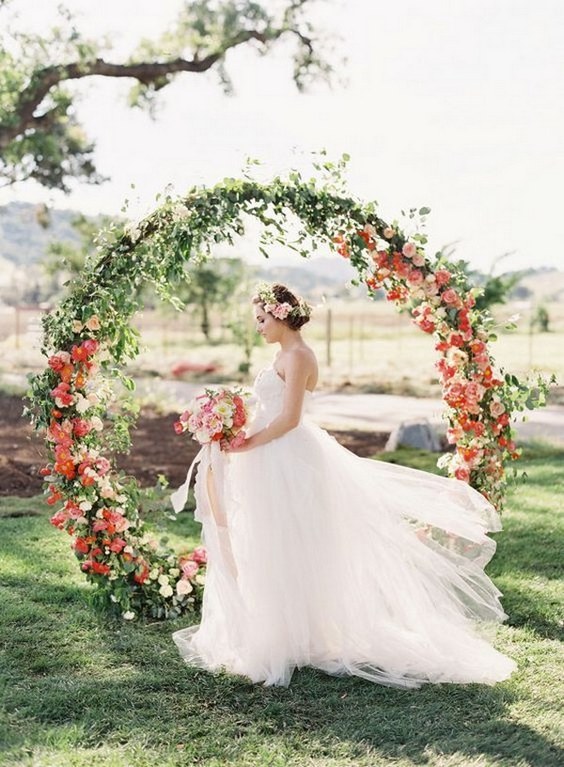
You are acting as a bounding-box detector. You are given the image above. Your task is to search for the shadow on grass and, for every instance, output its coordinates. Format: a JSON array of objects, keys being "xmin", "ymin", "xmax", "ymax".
[
  {"xmin": 1, "ymin": 554, "xmax": 562, "ymax": 765},
  {"xmin": 2, "ymin": 651, "xmax": 563, "ymax": 767},
  {"xmin": 2, "ymin": 477, "xmax": 563, "ymax": 767}
]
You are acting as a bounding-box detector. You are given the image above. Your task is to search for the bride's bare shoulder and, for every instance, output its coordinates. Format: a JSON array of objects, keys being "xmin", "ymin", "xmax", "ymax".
[{"xmin": 285, "ymin": 344, "xmax": 317, "ymax": 374}]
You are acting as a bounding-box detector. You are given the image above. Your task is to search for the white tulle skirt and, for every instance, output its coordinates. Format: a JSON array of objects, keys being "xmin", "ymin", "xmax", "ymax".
[{"xmin": 172, "ymin": 417, "xmax": 516, "ymax": 688}]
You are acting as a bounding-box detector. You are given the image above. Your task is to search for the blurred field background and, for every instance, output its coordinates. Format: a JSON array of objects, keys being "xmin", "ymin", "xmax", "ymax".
[
  {"xmin": 1, "ymin": 289, "xmax": 562, "ymax": 401},
  {"xmin": 1, "ymin": 201, "xmax": 562, "ymax": 403}
]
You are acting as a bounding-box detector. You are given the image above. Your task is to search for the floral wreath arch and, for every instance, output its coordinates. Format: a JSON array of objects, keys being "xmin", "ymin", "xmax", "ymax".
[{"xmin": 27, "ymin": 167, "xmax": 547, "ymax": 620}]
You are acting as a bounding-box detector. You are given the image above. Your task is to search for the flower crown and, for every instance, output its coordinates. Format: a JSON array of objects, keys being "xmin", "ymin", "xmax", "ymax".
[{"xmin": 255, "ymin": 283, "xmax": 311, "ymax": 321}]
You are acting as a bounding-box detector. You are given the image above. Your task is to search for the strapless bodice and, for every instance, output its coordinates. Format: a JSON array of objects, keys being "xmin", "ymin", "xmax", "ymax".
[{"xmin": 250, "ymin": 365, "xmax": 311, "ymax": 433}]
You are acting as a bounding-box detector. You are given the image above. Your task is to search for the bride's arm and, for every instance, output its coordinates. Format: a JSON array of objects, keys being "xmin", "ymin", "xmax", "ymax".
[{"xmin": 229, "ymin": 352, "xmax": 310, "ymax": 451}]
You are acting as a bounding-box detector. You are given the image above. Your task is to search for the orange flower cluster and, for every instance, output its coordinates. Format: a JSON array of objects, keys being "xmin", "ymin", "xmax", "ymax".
[
  {"xmin": 329, "ymin": 221, "xmax": 525, "ymax": 508},
  {"xmin": 41, "ymin": 322, "xmax": 206, "ymax": 619}
]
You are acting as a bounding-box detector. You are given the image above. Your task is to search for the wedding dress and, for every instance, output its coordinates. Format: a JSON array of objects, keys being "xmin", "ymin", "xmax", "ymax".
[{"xmin": 171, "ymin": 364, "xmax": 516, "ymax": 688}]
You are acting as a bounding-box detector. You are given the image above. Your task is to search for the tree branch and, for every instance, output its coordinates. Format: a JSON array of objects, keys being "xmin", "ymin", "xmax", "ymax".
[
  {"xmin": 0, "ymin": 53, "xmax": 222, "ymax": 149},
  {"xmin": 0, "ymin": 22, "xmax": 303, "ymax": 149}
]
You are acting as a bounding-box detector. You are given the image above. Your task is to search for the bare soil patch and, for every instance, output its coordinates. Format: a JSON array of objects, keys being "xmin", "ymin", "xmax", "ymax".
[{"xmin": 0, "ymin": 393, "xmax": 389, "ymax": 498}]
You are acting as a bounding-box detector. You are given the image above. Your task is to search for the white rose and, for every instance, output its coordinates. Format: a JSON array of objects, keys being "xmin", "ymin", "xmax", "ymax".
[
  {"xmin": 122, "ymin": 611, "xmax": 136, "ymax": 620},
  {"xmin": 75, "ymin": 394, "xmax": 91, "ymax": 414},
  {"xmin": 169, "ymin": 568, "xmax": 180, "ymax": 578},
  {"xmin": 195, "ymin": 574, "xmax": 206, "ymax": 586},
  {"xmin": 437, "ymin": 453, "xmax": 453, "ymax": 469},
  {"xmin": 149, "ymin": 569, "xmax": 159, "ymax": 580},
  {"xmin": 90, "ymin": 416, "xmax": 104, "ymax": 432},
  {"xmin": 214, "ymin": 402, "xmax": 233, "ymax": 418},
  {"xmin": 159, "ymin": 583, "xmax": 174, "ymax": 598},
  {"xmin": 79, "ymin": 501, "xmax": 92, "ymax": 511},
  {"xmin": 124, "ymin": 545, "xmax": 133, "ymax": 554},
  {"xmin": 158, "ymin": 574, "xmax": 169, "ymax": 586},
  {"xmin": 173, "ymin": 203, "xmax": 190, "ymax": 220},
  {"xmin": 176, "ymin": 579, "xmax": 193, "ymax": 596}
]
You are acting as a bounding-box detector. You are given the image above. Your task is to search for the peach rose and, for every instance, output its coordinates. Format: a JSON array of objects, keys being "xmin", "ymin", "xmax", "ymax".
[
  {"xmin": 85, "ymin": 315, "xmax": 101, "ymax": 332},
  {"xmin": 489, "ymin": 400, "xmax": 505, "ymax": 418}
]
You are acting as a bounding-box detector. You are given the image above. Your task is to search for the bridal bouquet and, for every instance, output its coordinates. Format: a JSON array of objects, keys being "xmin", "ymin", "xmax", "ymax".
[{"xmin": 173, "ymin": 387, "xmax": 251, "ymax": 448}]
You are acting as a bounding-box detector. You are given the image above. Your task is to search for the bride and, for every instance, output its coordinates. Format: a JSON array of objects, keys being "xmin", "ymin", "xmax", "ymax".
[{"xmin": 171, "ymin": 282, "xmax": 516, "ymax": 688}]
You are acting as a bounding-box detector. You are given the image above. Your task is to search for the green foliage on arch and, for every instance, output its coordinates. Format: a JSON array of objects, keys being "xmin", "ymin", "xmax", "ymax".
[{"xmin": 26, "ymin": 165, "xmax": 550, "ymax": 620}]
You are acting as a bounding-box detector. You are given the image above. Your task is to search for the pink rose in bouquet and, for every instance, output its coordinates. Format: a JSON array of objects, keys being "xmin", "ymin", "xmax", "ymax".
[{"xmin": 173, "ymin": 387, "xmax": 251, "ymax": 447}]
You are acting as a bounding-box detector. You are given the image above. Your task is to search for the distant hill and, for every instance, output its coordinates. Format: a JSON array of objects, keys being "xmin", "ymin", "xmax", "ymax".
[
  {"xmin": 0, "ymin": 201, "xmax": 361, "ymax": 298},
  {"xmin": 512, "ymin": 268, "xmax": 564, "ymax": 302},
  {"xmin": 1, "ymin": 201, "xmax": 563, "ymax": 302},
  {"xmin": 0, "ymin": 201, "xmax": 84, "ymax": 266},
  {"xmin": 253, "ymin": 258, "xmax": 362, "ymax": 299}
]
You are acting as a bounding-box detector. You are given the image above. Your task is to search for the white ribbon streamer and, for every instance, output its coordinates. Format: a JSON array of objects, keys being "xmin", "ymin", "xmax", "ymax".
[{"xmin": 170, "ymin": 445, "xmax": 205, "ymax": 513}]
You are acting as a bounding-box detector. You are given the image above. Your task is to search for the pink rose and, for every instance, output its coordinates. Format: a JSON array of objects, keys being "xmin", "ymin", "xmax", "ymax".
[
  {"xmin": 441, "ymin": 288, "xmax": 460, "ymax": 306},
  {"xmin": 407, "ymin": 269, "xmax": 424, "ymax": 285},
  {"xmin": 489, "ymin": 400, "xmax": 505, "ymax": 418},
  {"xmin": 454, "ymin": 466, "xmax": 470, "ymax": 482},
  {"xmin": 412, "ymin": 252, "xmax": 426, "ymax": 267},
  {"xmin": 466, "ymin": 381, "xmax": 486, "ymax": 402},
  {"xmin": 48, "ymin": 352, "xmax": 71, "ymax": 372},
  {"xmin": 109, "ymin": 537, "xmax": 127, "ymax": 554},
  {"xmin": 402, "ymin": 242, "xmax": 417, "ymax": 259},
  {"xmin": 96, "ymin": 457, "xmax": 111, "ymax": 476},
  {"xmin": 435, "ymin": 269, "xmax": 451, "ymax": 287},
  {"xmin": 270, "ymin": 303, "xmax": 292, "ymax": 320},
  {"xmin": 50, "ymin": 382, "xmax": 74, "ymax": 408},
  {"xmin": 82, "ymin": 339, "xmax": 99, "ymax": 356},
  {"xmin": 180, "ymin": 560, "xmax": 199, "ymax": 579},
  {"xmin": 72, "ymin": 418, "xmax": 92, "ymax": 437},
  {"xmin": 447, "ymin": 426, "xmax": 463, "ymax": 444},
  {"xmin": 448, "ymin": 333, "xmax": 465, "ymax": 348},
  {"xmin": 188, "ymin": 546, "xmax": 207, "ymax": 565}
]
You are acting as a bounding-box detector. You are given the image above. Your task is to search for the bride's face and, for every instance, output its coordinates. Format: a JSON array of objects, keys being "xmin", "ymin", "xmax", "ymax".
[{"xmin": 254, "ymin": 305, "xmax": 282, "ymax": 344}]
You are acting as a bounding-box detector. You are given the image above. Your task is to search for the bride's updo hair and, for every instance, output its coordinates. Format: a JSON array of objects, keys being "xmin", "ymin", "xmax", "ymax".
[{"xmin": 253, "ymin": 283, "xmax": 312, "ymax": 330}]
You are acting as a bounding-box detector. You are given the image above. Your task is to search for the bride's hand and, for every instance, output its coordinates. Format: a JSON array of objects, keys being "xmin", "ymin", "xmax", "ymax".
[{"xmin": 224, "ymin": 436, "xmax": 253, "ymax": 453}]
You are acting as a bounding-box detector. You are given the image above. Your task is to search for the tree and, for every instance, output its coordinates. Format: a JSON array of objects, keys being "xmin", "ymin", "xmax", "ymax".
[
  {"xmin": 179, "ymin": 258, "xmax": 252, "ymax": 341},
  {"xmin": 0, "ymin": 0, "xmax": 333, "ymax": 192},
  {"xmin": 445, "ymin": 250, "xmax": 523, "ymax": 312},
  {"xmin": 532, "ymin": 304, "xmax": 550, "ymax": 333}
]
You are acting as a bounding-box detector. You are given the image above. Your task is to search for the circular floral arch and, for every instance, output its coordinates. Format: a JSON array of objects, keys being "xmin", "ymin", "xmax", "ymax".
[{"xmin": 27, "ymin": 168, "xmax": 547, "ymax": 620}]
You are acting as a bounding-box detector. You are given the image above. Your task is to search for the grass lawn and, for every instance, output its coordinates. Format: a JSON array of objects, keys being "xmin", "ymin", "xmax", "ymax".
[{"xmin": 0, "ymin": 446, "xmax": 562, "ymax": 767}]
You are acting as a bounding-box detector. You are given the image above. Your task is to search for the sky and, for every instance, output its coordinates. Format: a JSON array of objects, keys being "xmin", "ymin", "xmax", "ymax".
[{"xmin": 2, "ymin": 0, "xmax": 564, "ymax": 273}]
